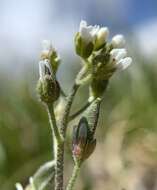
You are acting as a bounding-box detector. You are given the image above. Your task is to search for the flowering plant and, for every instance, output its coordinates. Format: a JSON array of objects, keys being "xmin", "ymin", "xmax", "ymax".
[{"xmin": 16, "ymin": 20, "xmax": 132, "ymax": 190}]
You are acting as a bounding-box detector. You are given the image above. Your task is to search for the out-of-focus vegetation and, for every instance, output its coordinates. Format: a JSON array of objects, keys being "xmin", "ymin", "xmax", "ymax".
[{"xmin": 0, "ymin": 53, "xmax": 157, "ymax": 190}]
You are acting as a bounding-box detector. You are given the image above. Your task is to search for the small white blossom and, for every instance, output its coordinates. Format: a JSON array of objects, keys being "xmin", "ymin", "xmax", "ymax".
[
  {"xmin": 110, "ymin": 48, "xmax": 132, "ymax": 70},
  {"xmin": 97, "ymin": 27, "xmax": 109, "ymax": 43},
  {"xmin": 111, "ymin": 34, "xmax": 126, "ymax": 48},
  {"xmin": 116, "ymin": 57, "xmax": 132, "ymax": 70},
  {"xmin": 79, "ymin": 20, "xmax": 99, "ymax": 43},
  {"xmin": 15, "ymin": 183, "xmax": 24, "ymax": 190},
  {"xmin": 39, "ymin": 60, "xmax": 52, "ymax": 79},
  {"xmin": 110, "ymin": 49, "xmax": 127, "ymax": 61}
]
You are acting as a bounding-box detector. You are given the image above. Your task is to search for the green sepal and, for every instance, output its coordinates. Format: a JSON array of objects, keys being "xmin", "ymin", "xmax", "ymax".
[
  {"xmin": 90, "ymin": 79, "xmax": 109, "ymax": 98},
  {"xmin": 75, "ymin": 32, "xmax": 94, "ymax": 59},
  {"xmin": 36, "ymin": 75, "xmax": 60, "ymax": 104}
]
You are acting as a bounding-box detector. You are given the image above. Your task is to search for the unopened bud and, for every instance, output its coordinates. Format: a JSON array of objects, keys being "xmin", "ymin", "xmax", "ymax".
[
  {"xmin": 111, "ymin": 34, "xmax": 125, "ymax": 48},
  {"xmin": 37, "ymin": 76, "xmax": 60, "ymax": 104},
  {"xmin": 40, "ymin": 40, "xmax": 60, "ymax": 74},
  {"xmin": 95, "ymin": 27, "xmax": 109, "ymax": 50},
  {"xmin": 37, "ymin": 60, "xmax": 60, "ymax": 104},
  {"xmin": 75, "ymin": 32, "xmax": 94, "ymax": 59}
]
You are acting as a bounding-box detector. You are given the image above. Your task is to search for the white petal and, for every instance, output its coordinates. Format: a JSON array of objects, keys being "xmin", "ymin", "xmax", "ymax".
[
  {"xmin": 110, "ymin": 48, "xmax": 127, "ymax": 61},
  {"xmin": 90, "ymin": 25, "xmax": 100, "ymax": 39},
  {"xmin": 15, "ymin": 183, "xmax": 24, "ymax": 190},
  {"xmin": 80, "ymin": 26, "xmax": 93, "ymax": 42},
  {"xmin": 79, "ymin": 20, "xmax": 87, "ymax": 29},
  {"xmin": 116, "ymin": 57, "xmax": 132, "ymax": 70},
  {"xmin": 79, "ymin": 20, "xmax": 99, "ymax": 42},
  {"xmin": 116, "ymin": 49, "xmax": 127, "ymax": 61},
  {"xmin": 97, "ymin": 27, "xmax": 109, "ymax": 42},
  {"xmin": 112, "ymin": 34, "xmax": 126, "ymax": 48},
  {"xmin": 39, "ymin": 60, "xmax": 52, "ymax": 79}
]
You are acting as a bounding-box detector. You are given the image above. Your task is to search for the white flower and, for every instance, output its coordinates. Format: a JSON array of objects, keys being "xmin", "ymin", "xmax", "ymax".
[
  {"xmin": 110, "ymin": 49, "xmax": 127, "ymax": 61},
  {"xmin": 15, "ymin": 183, "xmax": 24, "ymax": 190},
  {"xmin": 97, "ymin": 27, "xmax": 109, "ymax": 43},
  {"xmin": 111, "ymin": 34, "xmax": 125, "ymax": 48},
  {"xmin": 110, "ymin": 48, "xmax": 132, "ymax": 70},
  {"xmin": 116, "ymin": 57, "xmax": 132, "ymax": 70},
  {"xmin": 79, "ymin": 20, "xmax": 99, "ymax": 43},
  {"xmin": 39, "ymin": 60, "xmax": 52, "ymax": 79}
]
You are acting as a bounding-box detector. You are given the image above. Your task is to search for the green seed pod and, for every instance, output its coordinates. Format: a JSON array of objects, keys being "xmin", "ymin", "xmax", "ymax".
[
  {"xmin": 74, "ymin": 32, "xmax": 94, "ymax": 59},
  {"xmin": 72, "ymin": 117, "xmax": 96, "ymax": 162},
  {"xmin": 36, "ymin": 75, "xmax": 60, "ymax": 104}
]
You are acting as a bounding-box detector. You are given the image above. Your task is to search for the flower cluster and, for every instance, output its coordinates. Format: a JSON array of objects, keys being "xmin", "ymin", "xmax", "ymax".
[{"xmin": 75, "ymin": 20, "xmax": 132, "ymax": 99}]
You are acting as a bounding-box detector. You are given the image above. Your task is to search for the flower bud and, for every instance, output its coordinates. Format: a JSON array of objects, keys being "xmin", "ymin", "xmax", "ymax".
[
  {"xmin": 95, "ymin": 27, "xmax": 109, "ymax": 50},
  {"xmin": 75, "ymin": 32, "xmax": 94, "ymax": 59},
  {"xmin": 40, "ymin": 40, "xmax": 60, "ymax": 74},
  {"xmin": 37, "ymin": 60, "xmax": 60, "ymax": 104},
  {"xmin": 111, "ymin": 34, "xmax": 125, "ymax": 48},
  {"xmin": 37, "ymin": 75, "xmax": 60, "ymax": 104},
  {"xmin": 72, "ymin": 117, "xmax": 96, "ymax": 162}
]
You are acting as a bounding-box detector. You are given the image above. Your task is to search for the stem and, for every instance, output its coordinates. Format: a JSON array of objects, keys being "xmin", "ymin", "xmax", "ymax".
[
  {"xmin": 47, "ymin": 104, "xmax": 63, "ymax": 144},
  {"xmin": 66, "ymin": 163, "xmax": 81, "ymax": 190},
  {"xmin": 55, "ymin": 84, "xmax": 79, "ymax": 190},
  {"xmin": 69, "ymin": 100, "xmax": 94, "ymax": 122}
]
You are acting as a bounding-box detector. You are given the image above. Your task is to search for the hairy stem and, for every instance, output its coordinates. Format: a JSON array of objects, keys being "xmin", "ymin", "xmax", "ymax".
[
  {"xmin": 55, "ymin": 84, "xmax": 79, "ymax": 190},
  {"xmin": 47, "ymin": 104, "xmax": 63, "ymax": 144},
  {"xmin": 66, "ymin": 163, "xmax": 81, "ymax": 190}
]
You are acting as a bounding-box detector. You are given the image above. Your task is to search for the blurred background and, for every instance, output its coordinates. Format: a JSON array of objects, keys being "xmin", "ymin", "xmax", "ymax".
[{"xmin": 0, "ymin": 0, "xmax": 157, "ymax": 189}]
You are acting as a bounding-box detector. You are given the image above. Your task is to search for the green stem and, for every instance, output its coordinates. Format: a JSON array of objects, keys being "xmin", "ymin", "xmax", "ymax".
[
  {"xmin": 69, "ymin": 100, "xmax": 94, "ymax": 122},
  {"xmin": 46, "ymin": 104, "xmax": 63, "ymax": 145},
  {"xmin": 55, "ymin": 84, "xmax": 79, "ymax": 190},
  {"xmin": 66, "ymin": 163, "xmax": 81, "ymax": 190}
]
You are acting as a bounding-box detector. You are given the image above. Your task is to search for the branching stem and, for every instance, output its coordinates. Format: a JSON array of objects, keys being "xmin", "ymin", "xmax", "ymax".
[
  {"xmin": 55, "ymin": 84, "xmax": 79, "ymax": 190},
  {"xmin": 69, "ymin": 100, "xmax": 94, "ymax": 122}
]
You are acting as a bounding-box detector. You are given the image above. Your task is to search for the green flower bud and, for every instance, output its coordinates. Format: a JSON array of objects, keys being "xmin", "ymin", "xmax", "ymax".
[
  {"xmin": 72, "ymin": 117, "xmax": 96, "ymax": 162},
  {"xmin": 37, "ymin": 75, "xmax": 60, "ymax": 104},
  {"xmin": 37, "ymin": 60, "xmax": 60, "ymax": 104},
  {"xmin": 75, "ymin": 32, "xmax": 94, "ymax": 59}
]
